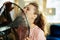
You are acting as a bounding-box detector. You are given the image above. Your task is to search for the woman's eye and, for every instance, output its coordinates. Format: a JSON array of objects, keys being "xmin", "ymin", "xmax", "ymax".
[
  {"xmin": 24, "ymin": 7, "xmax": 26, "ymax": 9},
  {"xmin": 27, "ymin": 8, "xmax": 29, "ymax": 10}
]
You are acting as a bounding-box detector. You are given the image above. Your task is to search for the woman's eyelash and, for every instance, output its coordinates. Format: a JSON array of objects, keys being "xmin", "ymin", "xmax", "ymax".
[
  {"xmin": 24, "ymin": 7, "xmax": 26, "ymax": 9},
  {"xmin": 27, "ymin": 7, "xmax": 29, "ymax": 10}
]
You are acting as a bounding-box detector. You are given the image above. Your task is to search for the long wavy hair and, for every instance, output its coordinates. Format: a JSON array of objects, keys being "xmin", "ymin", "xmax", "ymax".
[
  {"xmin": 34, "ymin": 13, "xmax": 45, "ymax": 31},
  {"xmin": 29, "ymin": 2, "xmax": 45, "ymax": 31}
]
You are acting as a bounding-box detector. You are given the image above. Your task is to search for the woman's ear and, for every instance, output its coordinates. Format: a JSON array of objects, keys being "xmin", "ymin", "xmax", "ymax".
[{"xmin": 34, "ymin": 14, "xmax": 38, "ymax": 25}]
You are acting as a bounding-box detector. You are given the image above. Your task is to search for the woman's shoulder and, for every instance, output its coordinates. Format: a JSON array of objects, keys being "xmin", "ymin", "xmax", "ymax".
[
  {"xmin": 32, "ymin": 26, "xmax": 44, "ymax": 33},
  {"xmin": 34, "ymin": 26, "xmax": 43, "ymax": 31},
  {"xmin": 34, "ymin": 26, "xmax": 46, "ymax": 40},
  {"xmin": 30, "ymin": 25, "xmax": 44, "ymax": 35}
]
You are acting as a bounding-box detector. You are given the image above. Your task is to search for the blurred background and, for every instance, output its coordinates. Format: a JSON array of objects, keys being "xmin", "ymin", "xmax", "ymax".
[
  {"xmin": 0, "ymin": 0, "xmax": 60, "ymax": 23},
  {"xmin": 0, "ymin": 0, "xmax": 60, "ymax": 40}
]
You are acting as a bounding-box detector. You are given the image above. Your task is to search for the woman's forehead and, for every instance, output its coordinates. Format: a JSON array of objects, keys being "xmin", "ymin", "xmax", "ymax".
[{"xmin": 26, "ymin": 4, "xmax": 36, "ymax": 8}]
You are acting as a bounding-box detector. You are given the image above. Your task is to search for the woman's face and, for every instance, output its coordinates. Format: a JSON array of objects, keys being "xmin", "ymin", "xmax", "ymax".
[{"xmin": 23, "ymin": 4, "xmax": 37, "ymax": 24}]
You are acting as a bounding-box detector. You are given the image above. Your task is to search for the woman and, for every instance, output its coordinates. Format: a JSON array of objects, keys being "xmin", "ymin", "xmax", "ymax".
[{"xmin": 17, "ymin": 2, "xmax": 46, "ymax": 40}]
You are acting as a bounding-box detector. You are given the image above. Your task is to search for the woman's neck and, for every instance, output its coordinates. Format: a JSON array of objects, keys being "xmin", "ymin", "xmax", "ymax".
[{"xmin": 29, "ymin": 23, "xmax": 37, "ymax": 29}]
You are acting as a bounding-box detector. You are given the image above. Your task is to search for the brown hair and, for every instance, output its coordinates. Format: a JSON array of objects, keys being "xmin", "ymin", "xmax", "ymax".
[
  {"xmin": 34, "ymin": 13, "xmax": 45, "ymax": 31},
  {"xmin": 29, "ymin": 2, "xmax": 39, "ymax": 15},
  {"xmin": 29, "ymin": 2, "xmax": 45, "ymax": 31}
]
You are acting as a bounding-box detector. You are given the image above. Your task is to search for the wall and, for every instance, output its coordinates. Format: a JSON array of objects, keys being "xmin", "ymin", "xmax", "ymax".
[{"xmin": 46, "ymin": 0, "xmax": 60, "ymax": 23}]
